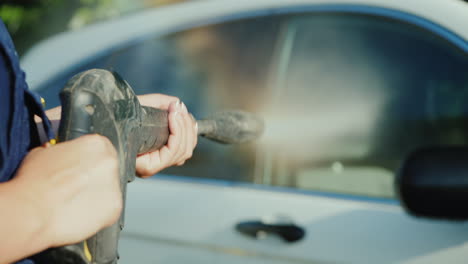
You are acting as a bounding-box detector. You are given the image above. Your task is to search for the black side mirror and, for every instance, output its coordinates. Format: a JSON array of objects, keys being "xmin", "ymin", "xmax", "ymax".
[{"xmin": 396, "ymin": 147, "xmax": 468, "ymax": 220}]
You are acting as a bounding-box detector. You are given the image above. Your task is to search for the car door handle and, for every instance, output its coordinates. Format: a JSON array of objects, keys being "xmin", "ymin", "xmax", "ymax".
[{"xmin": 235, "ymin": 220, "xmax": 305, "ymax": 243}]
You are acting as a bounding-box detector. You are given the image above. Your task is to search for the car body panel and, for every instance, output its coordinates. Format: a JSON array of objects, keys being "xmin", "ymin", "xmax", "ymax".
[{"xmin": 119, "ymin": 177, "xmax": 468, "ymax": 264}]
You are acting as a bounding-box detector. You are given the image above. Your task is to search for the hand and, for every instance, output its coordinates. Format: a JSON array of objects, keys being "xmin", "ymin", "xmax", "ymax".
[
  {"xmin": 136, "ymin": 94, "xmax": 198, "ymax": 177},
  {"xmin": 12, "ymin": 135, "xmax": 122, "ymax": 247},
  {"xmin": 38, "ymin": 93, "xmax": 197, "ymax": 178}
]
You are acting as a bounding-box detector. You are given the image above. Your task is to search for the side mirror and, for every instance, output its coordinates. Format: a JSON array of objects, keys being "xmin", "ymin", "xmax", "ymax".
[{"xmin": 396, "ymin": 147, "xmax": 468, "ymax": 220}]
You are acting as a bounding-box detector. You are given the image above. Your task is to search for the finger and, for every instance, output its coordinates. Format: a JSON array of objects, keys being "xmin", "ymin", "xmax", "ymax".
[
  {"xmin": 188, "ymin": 113, "xmax": 198, "ymax": 150},
  {"xmin": 186, "ymin": 112, "xmax": 198, "ymax": 149},
  {"xmin": 174, "ymin": 110, "xmax": 188, "ymax": 165},
  {"xmin": 137, "ymin": 93, "xmax": 179, "ymax": 110},
  {"xmin": 193, "ymin": 121, "xmax": 198, "ymax": 149},
  {"xmin": 181, "ymin": 104, "xmax": 195, "ymax": 160},
  {"xmin": 136, "ymin": 147, "xmax": 169, "ymax": 177},
  {"xmin": 168, "ymin": 100, "xmax": 181, "ymax": 136},
  {"xmin": 160, "ymin": 102, "xmax": 184, "ymax": 165},
  {"xmin": 135, "ymin": 152, "xmax": 153, "ymax": 177}
]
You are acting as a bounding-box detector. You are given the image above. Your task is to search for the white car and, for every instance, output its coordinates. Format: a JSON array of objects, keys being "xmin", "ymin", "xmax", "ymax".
[{"xmin": 21, "ymin": 0, "xmax": 468, "ymax": 263}]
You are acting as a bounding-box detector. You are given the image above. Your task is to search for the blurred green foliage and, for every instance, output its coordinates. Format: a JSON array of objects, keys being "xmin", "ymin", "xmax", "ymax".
[
  {"xmin": 0, "ymin": 0, "xmax": 117, "ymax": 55},
  {"xmin": 0, "ymin": 0, "xmax": 182, "ymax": 55},
  {"xmin": 0, "ymin": 0, "xmax": 64, "ymax": 34}
]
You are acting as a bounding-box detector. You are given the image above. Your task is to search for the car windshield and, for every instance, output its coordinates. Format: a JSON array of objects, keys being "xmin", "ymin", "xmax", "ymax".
[{"xmin": 34, "ymin": 12, "xmax": 468, "ymax": 199}]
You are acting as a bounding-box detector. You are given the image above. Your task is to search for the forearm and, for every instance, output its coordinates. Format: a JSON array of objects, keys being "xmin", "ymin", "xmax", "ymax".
[
  {"xmin": 0, "ymin": 180, "xmax": 51, "ymax": 264},
  {"xmin": 0, "ymin": 135, "xmax": 121, "ymax": 263}
]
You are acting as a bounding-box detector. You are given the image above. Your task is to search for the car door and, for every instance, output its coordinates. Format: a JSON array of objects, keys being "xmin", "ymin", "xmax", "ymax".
[{"xmin": 29, "ymin": 4, "xmax": 468, "ymax": 264}]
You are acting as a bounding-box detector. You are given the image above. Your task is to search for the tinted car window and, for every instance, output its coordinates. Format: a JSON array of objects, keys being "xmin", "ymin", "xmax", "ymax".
[
  {"xmin": 265, "ymin": 14, "xmax": 468, "ymax": 197},
  {"xmin": 37, "ymin": 13, "xmax": 468, "ymax": 198},
  {"xmin": 38, "ymin": 16, "xmax": 282, "ymax": 183}
]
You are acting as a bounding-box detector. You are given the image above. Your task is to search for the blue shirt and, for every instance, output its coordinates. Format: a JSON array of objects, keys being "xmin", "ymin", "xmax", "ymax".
[{"xmin": 0, "ymin": 19, "xmax": 54, "ymax": 264}]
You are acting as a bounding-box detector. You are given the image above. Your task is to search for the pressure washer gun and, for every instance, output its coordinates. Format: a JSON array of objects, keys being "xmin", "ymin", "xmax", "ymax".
[{"xmin": 32, "ymin": 69, "xmax": 264, "ymax": 264}]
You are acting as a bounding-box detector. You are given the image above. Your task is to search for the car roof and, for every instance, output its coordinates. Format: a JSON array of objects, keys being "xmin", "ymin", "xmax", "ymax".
[{"xmin": 21, "ymin": 0, "xmax": 468, "ymax": 91}]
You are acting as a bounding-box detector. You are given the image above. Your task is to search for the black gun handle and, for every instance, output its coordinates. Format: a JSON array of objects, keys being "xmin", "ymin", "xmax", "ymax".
[
  {"xmin": 33, "ymin": 69, "xmax": 149, "ymax": 264},
  {"xmin": 137, "ymin": 106, "xmax": 169, "ymax": 154},
  {"xmin": 58, "ymin": 72, "xmax": 125, "ymax": 264}
]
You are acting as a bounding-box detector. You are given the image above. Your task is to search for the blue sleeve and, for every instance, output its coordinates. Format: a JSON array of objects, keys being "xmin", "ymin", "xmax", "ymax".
[
  {"xmin": 0, "ymin": 30, "xmax": 14, "ymax": 181},
  {"xmin": 0, "ymin": 19, "xmax": 55, "ymax": 184}
]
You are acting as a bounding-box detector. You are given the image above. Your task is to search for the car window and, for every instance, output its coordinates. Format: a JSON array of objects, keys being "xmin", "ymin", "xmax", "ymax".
[
  {"xmin": 37, "ymin": 16, "xmax": 283, "ymax": 183},
  {"xmin": 265, "ymin": 14, "xmax": 468, "ymax": 198},
  {"xmin": 36, "ymin": 12, "xmax": 468, "ymax": 198}
]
